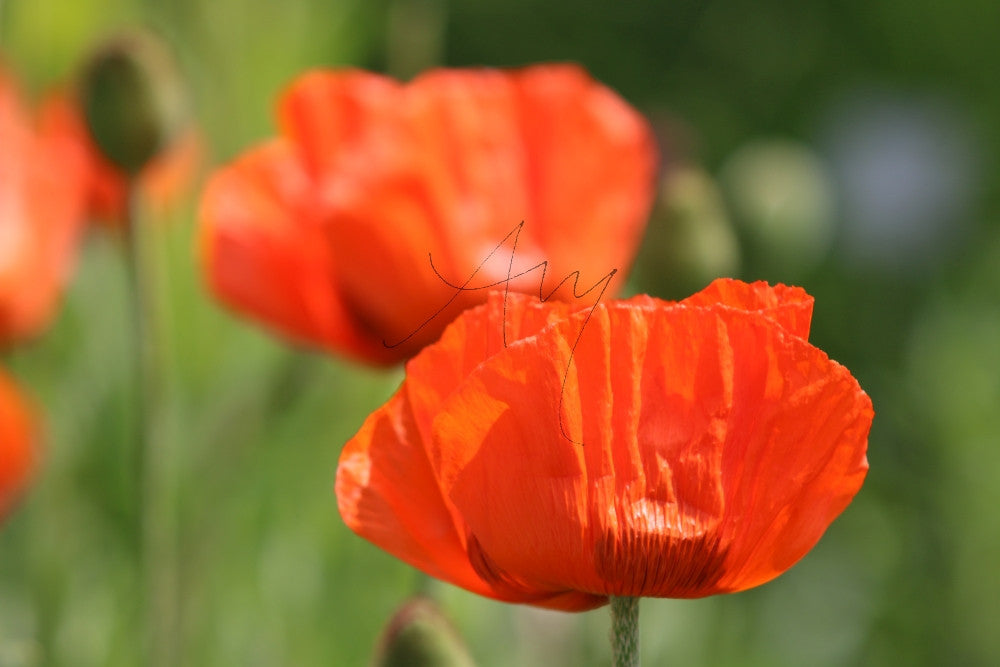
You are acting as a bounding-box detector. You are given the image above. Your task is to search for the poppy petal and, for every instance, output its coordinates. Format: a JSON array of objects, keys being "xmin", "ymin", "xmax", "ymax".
[
  {"xmin": 336, "ymin": 387, "xmax": 489, "ymax": 595},
  {"xmin": 709, "ymin": 322, "xmax": 872, "ymax": 591},
  {"xmin": 322, "ymin": 165, "xmax": 477, "ymax": 358},
  {"xmin": 198, "ymin": 140, "xmax": 394, "ymax": 363},
  {"xmin": 431, "ymin": 309, "xmax": 599, "ymax": 596},
  {"xmin": 337, "ymin": 292, "xmax": 605, "ymax": 609},
  {"xmin": 0, "ymin": 71, "xmax": 87, "ymax": 345},
  {"xmin": 404, "ymin": 292, "xmax": 582, "ymax": 440},
  {"xmin": 510, "ymin": 64, "xmax": 657, "ymax": 292},
  {"xmin": 682, "ymin": 278, "xmax": 814, "ymax": 339},
  {"xmin": 0, "ymin": 370, "xmax": 35, "ymax": 517},
  {"xmin": 337, "ymin": 390, "xmax": 604, "ymax": 611},
  {"xmin": 277, "ymin": 69, "xmax": 399, "ymax": 181}
]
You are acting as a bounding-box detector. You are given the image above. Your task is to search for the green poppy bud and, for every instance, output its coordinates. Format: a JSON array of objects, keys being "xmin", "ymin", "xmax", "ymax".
[
  {"xmin": 720, "ymin": 139, "xmax": 836, "ymax": 275},
  {"xmin": 373, "ymin": 597, "xmax": 476, "ymax": 667},
  {"xmin": 661, "ymin": 166, "xmax": 741, "ymax": 283},
  {"xmin": 635, "ymin": 165, "xmax": 741, "ymax": 297},
  {"xmin": 79, "ymin": 29, "xmax": 187, "ymax": 174}
]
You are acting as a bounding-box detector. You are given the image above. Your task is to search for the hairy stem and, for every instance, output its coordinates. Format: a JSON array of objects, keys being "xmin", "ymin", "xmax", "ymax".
[{"xmin": 610, "ymin": 596, "xmax": 640, "ymax": 667}]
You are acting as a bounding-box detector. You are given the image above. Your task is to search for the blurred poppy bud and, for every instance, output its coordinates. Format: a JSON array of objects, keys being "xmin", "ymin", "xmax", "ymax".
[
  {"xmin": 635, "ymin": 165, "xmax": 740, "ymax": 297},
  {"xmin": 373, "ymin": 597, "xmax": 476, "ymax": 667},
  {"xmin": 79, "ymin": 29, "xmax": 187, "ymax": 175},
  {"xmin": 719, "ymin": 139, "xmax": 835, "ymax": 275}
]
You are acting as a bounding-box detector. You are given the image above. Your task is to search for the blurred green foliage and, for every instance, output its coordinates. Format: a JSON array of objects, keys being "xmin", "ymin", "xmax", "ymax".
[{"xmin": 2, "ymin": 0, "xmax": 1000, "ymax": 665}]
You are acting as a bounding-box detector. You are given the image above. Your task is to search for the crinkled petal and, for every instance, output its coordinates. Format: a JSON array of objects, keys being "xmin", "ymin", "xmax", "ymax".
[
  {"xmin": 336, "ymin": 387, "xmax": 489, "ymax": 594},
  {"xmin": 404, "ymin": 292, "xmax": 582, "ymax": 441},
  {"xmin": 337, "ymin": 291, "xmax": 605, "ymax": 610},
  {"xmin": 682, "ymin": 278, "xmax": 814, "ymax": 339}
]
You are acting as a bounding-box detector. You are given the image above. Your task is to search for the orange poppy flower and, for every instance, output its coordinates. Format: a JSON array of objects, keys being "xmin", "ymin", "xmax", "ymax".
[
  {"xmin": 336, "ymin": 278, "xmax": 873, "ymax": 610},
  {"xmin": 0, "ymin": 369, "xmax": 35, "ymax": 519},
  {"xmin": 199, "ymin": 64, "xmax": 657, "ymax": 364},
  {"xmin": 0, "ymin": 66, "xmax": 89, "ymax": 346}
]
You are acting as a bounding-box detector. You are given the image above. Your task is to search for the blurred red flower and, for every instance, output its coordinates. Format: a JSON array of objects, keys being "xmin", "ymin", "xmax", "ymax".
[
  {"xmin": 336, "ymin": 279, "xmax": 873, "ymax": 610},
  {"xmin": 0, "ymin": 369, "xmax": 35, "ymax": 519},
  {"xmin": 199, "ymin": 64, "xmax": 657, "ymax": 364},
  {"xmin": 0, "ymin": 66, "xmax": 89, "ymax": 346}
]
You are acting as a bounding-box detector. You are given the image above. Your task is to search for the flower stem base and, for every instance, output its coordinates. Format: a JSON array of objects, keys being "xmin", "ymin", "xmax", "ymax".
[{"xmin": 610, "ymin": 596, "xmax": 640, "ymax": 667}]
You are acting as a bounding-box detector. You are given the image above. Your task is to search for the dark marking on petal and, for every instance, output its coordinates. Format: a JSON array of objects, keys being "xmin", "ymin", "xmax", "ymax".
[{"xmin": 593, "ymin": 529, "xmax": 729, "ymax": 598}]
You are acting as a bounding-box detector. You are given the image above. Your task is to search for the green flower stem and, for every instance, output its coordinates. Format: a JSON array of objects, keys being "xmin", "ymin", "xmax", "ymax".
[
  {"xmin": 124, "ymin": 182, "xmax": 175, "ymax": 667},
  {"xmin": 385, "ymin": 0, "xmax": 445, "ymax": 79},
  {"xmin": 610, "ymin": 597, "xmax": 640, "ymax": 667}
]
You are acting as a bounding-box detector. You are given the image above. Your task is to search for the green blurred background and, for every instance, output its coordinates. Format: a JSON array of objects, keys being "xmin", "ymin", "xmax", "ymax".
[{"xmin": 2, "ymin": 0, "xmax": 999, "ymax": 665}]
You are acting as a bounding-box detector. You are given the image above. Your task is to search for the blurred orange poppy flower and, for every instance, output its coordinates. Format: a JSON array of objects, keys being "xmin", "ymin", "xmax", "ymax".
[
  {"xmin": 199, "ymin": 64, "xmax": 657, "ymax": 364},
  {"xmin": 336, "ymin": 279, "xmax": 873, "ymax": 610},
  {"xmin": 0, "ymin": 369, "xmax": 35, "ymax": 519},
  {"xmin": 0, "ymin": 66, "xmax": 89, "ymax": 346}
]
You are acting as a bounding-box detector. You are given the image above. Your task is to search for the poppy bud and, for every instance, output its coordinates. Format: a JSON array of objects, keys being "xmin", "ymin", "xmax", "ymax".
[
  {"xmin": 637, "ymin": 166, "xmax": 740, "ymax": 297},
  {"xmin": 79, "ymin": 29, "xmax": 187, "ymax": 175},
  {"xmin": 719, "ymin": 139, "xmax": 835, "ymax": 275},
  {"xmin": 662, "ymin": 166, "xmax": 740, "ymax": 283},
  {"xmin": 373, "ymin": 597, "xmax": 476, "ymax": 667}
]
